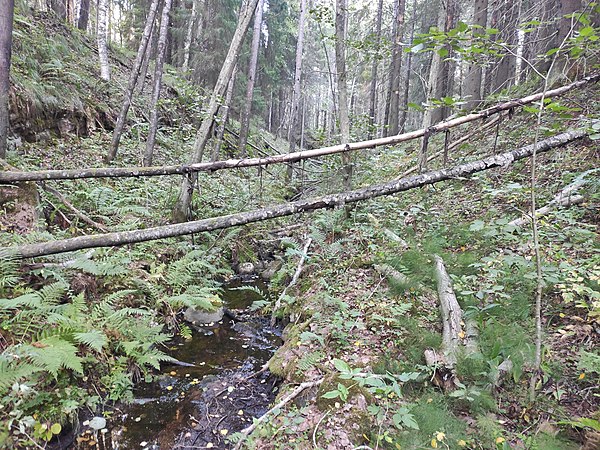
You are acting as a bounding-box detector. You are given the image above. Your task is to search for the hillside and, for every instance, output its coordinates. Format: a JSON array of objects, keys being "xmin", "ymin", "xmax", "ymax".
[{"xmin": 1, "ymin": 3, "xmax": 599, "ymax": 450}]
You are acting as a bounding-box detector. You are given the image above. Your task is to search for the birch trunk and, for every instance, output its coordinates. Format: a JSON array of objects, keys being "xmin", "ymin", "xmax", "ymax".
[
  {"xmin": 182, "ymin": 0, "xmax": 198, "ymax": 71},
  {"xmin": 0, "ymin": 0, "xmax": 14, "ymax": 160},
  {"xmin": 96, "ymin": 0, "xmax": 110, "ymax": 81},
  {"xmin": 107, "ymin": 0, "xmax": 160, "ymax": 163},
  {"xmin": 286, "ymin": 0, "xmax": 308, "ymax": 181},
  {"xmin": 144, "ymin": 0, "xmax": 173, "ymax": 167},
  {"xmin": 335, "ymin": 0, "xmax": 351, "ymax": 190},
  {"xmin": 238, "ymin": 0, "xmax": 264, "ymax": 156},
  {"xmin": 173, "ymin": 0, "xmax": 260, "ymax": 222},
  {"xmin": 7, "ymin": 130, "xmax": 585, "ymax": 259}
]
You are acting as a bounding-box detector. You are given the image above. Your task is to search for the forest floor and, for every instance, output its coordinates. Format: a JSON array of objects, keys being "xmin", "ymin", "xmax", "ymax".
[{"xmin": 1, "ymin": 7, "xmax": 599, "ymax": 450}]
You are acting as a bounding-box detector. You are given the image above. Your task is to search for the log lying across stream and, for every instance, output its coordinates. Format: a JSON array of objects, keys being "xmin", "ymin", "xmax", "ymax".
[
  {"xmin": 4, "ymin": 130, "xmax": 587, "ymax": 259},
  {"xmin": 0, "ymin": 74, "xmax": 597, "ymax": 184}
]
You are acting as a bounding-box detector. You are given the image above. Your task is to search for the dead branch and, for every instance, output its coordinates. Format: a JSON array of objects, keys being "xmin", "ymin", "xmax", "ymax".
[
  {"xmin": 4, "ymin": 130, "xmax": 587, "ymax": 259},
  {"xmin": 1, "ymin": 75, "xmax": 597, "ymax": 184},
  {"xmin": 270, "ymin": 237, "xmax": 312, "ymax": 326},
  {"xmin": 509, "ymin": 170, "xmax": 596, "ymax": 227},
  {"xmin": 41, "ymin": 184, "xmax": 109, "ymax": 232},
  {"xmin": 232, "ymin": 378, "xmax": 323, "ymax": 450}
]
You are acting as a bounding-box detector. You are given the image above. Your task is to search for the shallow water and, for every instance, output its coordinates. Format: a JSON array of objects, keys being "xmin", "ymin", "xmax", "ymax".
[{"xmin": 82, "ymin": 278, "xmax": 280, "ymax": 450}]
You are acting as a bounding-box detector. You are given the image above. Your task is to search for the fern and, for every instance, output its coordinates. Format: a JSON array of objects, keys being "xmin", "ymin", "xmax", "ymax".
[
  {"xmin": 296, "ymin": 351, "xmax": 325, "ymax": 374},
  {"xmin": 0, "ymin": 357, "xmax": 43, "ymax": 390},
  {"xmin": 0, "ymin": 249, "xmax": 20, "ymax": 291},
  {"xmin": 19, "ymin": 336, "xmax": 83, "ymax": 377},
  {"xmin": 73, "ymin": 330, "xmax": 108, "ymax": 352}
]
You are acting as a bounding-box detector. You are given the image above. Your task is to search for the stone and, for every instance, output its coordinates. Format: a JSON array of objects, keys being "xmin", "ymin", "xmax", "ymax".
[{"xmin": 184, "ymin": 307, "xmax": 224, "ymax": 325}]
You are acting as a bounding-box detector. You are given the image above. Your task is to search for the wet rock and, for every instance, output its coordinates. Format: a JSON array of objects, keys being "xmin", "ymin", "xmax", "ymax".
[
  {"xmin": 238, "ymin": 262, "xmax": 255, "ymax": 275},
  {"xmin": 184, "ymin": 306, "xmax": 224, "ymax": 325},
  {"xmin": 260, "ymin": 258, "xmax": 283, "ymax": 280}
]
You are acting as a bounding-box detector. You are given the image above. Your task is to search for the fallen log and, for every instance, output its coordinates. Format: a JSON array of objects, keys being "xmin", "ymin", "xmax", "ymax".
[
  {"xmin": 4, "ymin": 130, "xmax": 587, "ymax": 259},
  {"xmin": 1, "ymin": 75, "xmax": 597, "ymax": 184},
  {"xmin": 270, "ymin": 237, "xmax": 312, "ymax": 326},
  {"xmin": 509, "ymin": 169, "xmax": 596, "ymax": 227}
]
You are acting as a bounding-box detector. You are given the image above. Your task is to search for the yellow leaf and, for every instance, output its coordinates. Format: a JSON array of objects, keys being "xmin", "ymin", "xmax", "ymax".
[
  {"xmin": 458, "ymin": 440, "xmax": 467, "ymax": 447},
  {"xmin": 220, "ymin": 429, "xmax": 228, "ymax": 435},
  {"xmin": 496, "ymin": 437, "xmax": 505, "ymax": 444},
  {"xmin": 431, "ymin": 439, "xmax": 438, "ymax": 448},
  {"xmin": 458, "ymin": 331, "xmax": 466, "ymax": 339},
  {"xmin": 166, "ymin": 386, "xmax": 173, "ymax": 391},
  {"xmin": 579, "ymin": 373, "xmax": 585, "ymax": 380},
  {"xmin": 170, "ymin": 371, "xmax": 177, "ymax": 376},
  {"xmin": 436, "ymin": 432, "xmax": 446, "ymax": 441}
]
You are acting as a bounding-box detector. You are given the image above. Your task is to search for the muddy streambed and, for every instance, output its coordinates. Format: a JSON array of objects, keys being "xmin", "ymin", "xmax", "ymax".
[{"xmin": 79, "ymin": 279, "xmax": 281, "ymax": 450}]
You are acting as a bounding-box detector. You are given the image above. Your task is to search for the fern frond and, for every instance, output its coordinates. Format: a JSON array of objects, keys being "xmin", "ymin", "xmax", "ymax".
[
  {"xmin": 74, "ymin": 330, "xmax": 108, "ymax": 352},
  {"xmin": 0, "ymin": 249, "xmax": 20, "ymax": 290},
  {"xmin": 0, "ymin": 357, "xmax": 42, "ymax": 391},
  {"xmin": 19, "ymin": 336, "xmax": 83, "ymax": 377}
]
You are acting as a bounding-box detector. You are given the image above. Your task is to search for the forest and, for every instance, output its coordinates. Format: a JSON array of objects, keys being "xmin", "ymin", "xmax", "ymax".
[{"xmin": 0, "ymin": 0, "xmax": 598, "ymax": 448}]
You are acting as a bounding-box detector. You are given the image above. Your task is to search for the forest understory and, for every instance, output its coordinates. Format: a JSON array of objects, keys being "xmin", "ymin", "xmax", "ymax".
[{"xmin": 1, "ymin": 2, "xmax": 599, "ymax": 450}]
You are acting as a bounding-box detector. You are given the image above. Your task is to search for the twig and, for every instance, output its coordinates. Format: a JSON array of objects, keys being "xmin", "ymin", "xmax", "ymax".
[
  {"xmin": 41, "ymin": 183, "xmax": 109, "ymax": 232},
  {"xmin": 232, "ymin": 379, "xmax": 324, "ymax": 450},
  {"xmin": 312, "ymin": 410, "xmax": 330, "ymax": 449},
  {"xmin": 270, "ymin": 237, "xmax": 313, "ymax": 326}
]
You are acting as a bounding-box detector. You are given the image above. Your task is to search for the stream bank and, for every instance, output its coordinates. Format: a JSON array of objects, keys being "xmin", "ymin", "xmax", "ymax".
[{"xmin": 73, "ymin": 278, "xmax": 281, "ymax": 450}]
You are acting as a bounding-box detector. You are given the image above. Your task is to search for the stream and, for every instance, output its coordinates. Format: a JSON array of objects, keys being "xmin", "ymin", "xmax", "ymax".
[{"xmin": 76, "ymin": 278, "xmax": 281, "ymax": 450}]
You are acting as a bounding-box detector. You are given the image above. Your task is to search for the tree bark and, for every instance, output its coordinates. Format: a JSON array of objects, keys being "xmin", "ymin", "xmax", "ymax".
[
  {"xmin": 107, "ymin": 0, "xmax": 160, "ymax": 163},
  {"xmin": 48, "ymin": 0, "xmax": 67, "ymax": 20},
  {"xmin": 463, "ymin": 0, "xmax": 488, "ymax": 110},
  {"xmin": 238, "ymin": 0, "xmax": 264, "ymax": 156},
  {"xmin": 335, "ymin": 0, "xmax": 351, "ymax": 190},
  {"xmin": 0, "ymin": 0, "xmax": 14, "ymax": 160},
  {"xmin": 77, "ymin": 0, "xmax": 90, "ymax": 30},
  {"xmin": 96, "ymin": 0, "xmax": 111, "ymax": 81},
  {"xmin": 286, "ymin": 0, "xmax": 308, "ymax": 182},
  {"xmin": 2, "ymin": 73, "xmax": 597, "ymax": 183},
  {"xmin": 144, "ymin": 0, "xmax": 173, "ymax": 167},
  {"xmin": 399, "ymin": 0, "xmax": 417, "ymax": 133},
  {"xmin": 368, "ymin": 0, "xmax": 384, "ymax": 138},
  {"xmin": 172, "ymin": 0, "xmax": 260, "ymax": 222},
  {"xmin": 6, "ymin": 130, "xmax": 586, "ymax": 259},
  {"xmin": 182, "ymin": 0, "xmax": 198, "ymax": 71},
  {"xmin": 384, "ymin": 0, "xmax": 406, "ymax": 137},
  {"xmin": 212, "ymin": 64, "xmax": 238, "ymax": 162}
]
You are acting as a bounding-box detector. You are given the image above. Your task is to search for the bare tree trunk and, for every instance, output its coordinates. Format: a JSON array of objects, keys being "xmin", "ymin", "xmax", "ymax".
[
  {"xmin": 238, "ymin": 0, "xmax": 264, "ymax": 156},
  {"xmin": 182, "ymin": 0, "xmax": 198, "ymax": 71},
  {"xmin": 48, "ymin": 0, "xmax": 67, "ymax": 20},
  {"xmin": 173, "ymin": 0, "xmax": 260, "ymax": 223},
  {"xmin": 8, "ymin": 130, "xmax": 585, "ymax": 259},
  {"xmin": 335, "ymin": 0, "xmax": 351, "ymax": 190},
  {"xmin": 384, "ymin": 0, "xmax": 406, "ymax": 137},
  {"xmin": 77, "ymin": 0, "xmax": 90, "ymax": 30},
  {"xmin": 107, "ymin": 0, "xmax": 160, "ymax": 163},
  {"xmin": 96, "ymin": 0, "xmax": 110, "ymax": 81},
  {"xmin": 137, "ymin": 25, "xmax": 156, "ymax": 95},
  {"xmin": 463, "ymin": 0, "xmax": 488, "ymax": 110},
  {"xmin": 286, "ymin": 0, "xmax": 308, "ymax": 182},
  {"xmin": 399, "ymin": 0, "xmax": 417, "ymax": 133},
  {"xmin": 144, "ymin": 0, "xmax": 173, "ymax": 167},
  {"xmin": 492, "ymin": 0, "xmax": 519, "ymax": 92},
  {"xmin": 368, "ymin": 0, "xmax": 384, "ymax": 139},
  {"xmin": 212, "ymin": 64, "xmax": 238, "ymax": 162},
  {"xmin": 0, "ymin": 0, "xmax": 14, "ymax": 160}
]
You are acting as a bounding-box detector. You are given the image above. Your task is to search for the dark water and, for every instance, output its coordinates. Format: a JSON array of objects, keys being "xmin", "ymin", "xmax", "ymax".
[{"xmin": 84, "ymin": 278, "xmax": 280, "ymax": 450}]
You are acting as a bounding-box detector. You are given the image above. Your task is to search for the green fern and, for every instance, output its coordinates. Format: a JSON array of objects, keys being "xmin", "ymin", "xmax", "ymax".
[
  {"xmin": 73, "ymin": 330, "xmax": 108, "ymax": 352},
  {"xmin": 296, "ymin": 351, "xmax": 325, "ymax": 374},
  {"xmin": 19, "ymin": 336, "xmax": 83, "ymax": 377},
  {"xmin": 0, "ymin": 249, "xmax": 20, "ymax": 291}
]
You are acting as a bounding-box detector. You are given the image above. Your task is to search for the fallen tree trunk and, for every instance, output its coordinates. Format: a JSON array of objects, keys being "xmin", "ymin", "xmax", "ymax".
[
  {"xmin": 509, "ymin": 170, "xmax": 595, "ymax": 227},
  {"xmin": 270, "ymin": 237, "xmax": 312, "ymax": 326},
  {"xmin": 1, "ymin": 75, "xmax": 597, "ymax": 184},
  {"xmin": 4, "ymin": 130, "xmax": 587, "ymax": 258}
]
